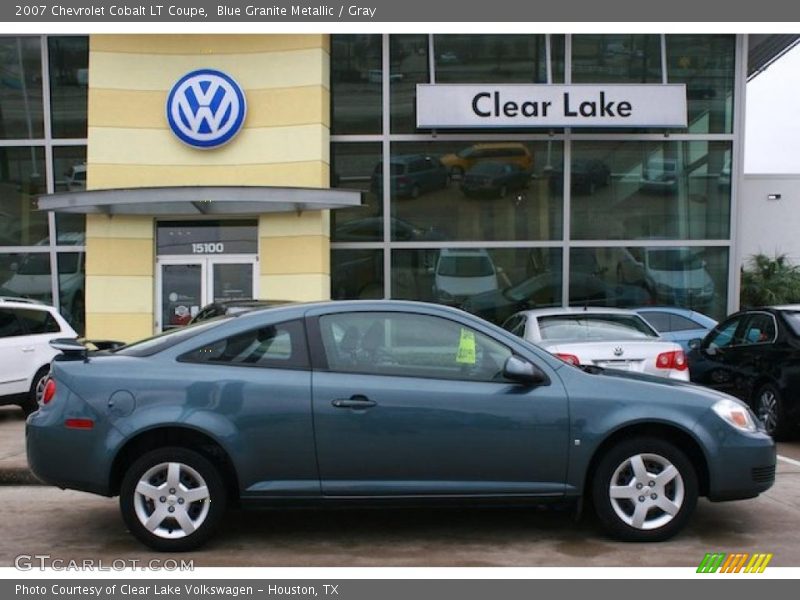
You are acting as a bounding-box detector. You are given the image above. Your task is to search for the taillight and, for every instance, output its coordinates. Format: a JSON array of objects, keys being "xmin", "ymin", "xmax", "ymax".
[
  {"xmin": 656, "ymin": 350, "xmax": 688, "ymax": 371},
  {"xmin": 42, "ymin": 379, "xmax": 56, "ymax": 404},
  {"xmin": 556, "ymin": 353, "xmax": 581, "ymax": 366}
]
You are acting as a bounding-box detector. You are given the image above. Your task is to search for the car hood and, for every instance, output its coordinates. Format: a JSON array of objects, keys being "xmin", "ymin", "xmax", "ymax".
[{"xmin": 568, "ymin": 361, "xmax": 736, "ymax": 406}]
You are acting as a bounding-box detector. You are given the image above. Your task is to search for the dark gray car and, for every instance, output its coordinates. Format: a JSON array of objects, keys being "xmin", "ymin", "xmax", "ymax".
[{"xmin": 27, "ymin": 301, "xmax": 775, "ymax": 551}]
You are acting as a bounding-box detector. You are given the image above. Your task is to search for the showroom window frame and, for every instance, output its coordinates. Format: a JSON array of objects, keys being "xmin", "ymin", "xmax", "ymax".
[
  {"xmin": 0, "ymin": 34, "xmax": 88, "ymax": 320},
  {"xmin": 329, "ymin": 33, "xmax": 745, "ymax": 317}
]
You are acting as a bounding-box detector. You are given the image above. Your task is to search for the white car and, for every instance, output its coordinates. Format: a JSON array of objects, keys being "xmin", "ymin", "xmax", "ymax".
[
  {"xmin": 502, "ymin": 307, "xmax": 690, "ymax": 380},
  {"xmin": 0, "ymin": 298, "xmax": 78, "ymax": 414},
  {"xmin": 433, "ymin": 248, "xmax": 499, "ymax": 305}
]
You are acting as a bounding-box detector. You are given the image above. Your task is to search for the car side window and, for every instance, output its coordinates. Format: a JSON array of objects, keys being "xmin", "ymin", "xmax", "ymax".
[
  {"xmin": 740, "ymin": 313, "xmax": 777, "ymax": 345},
  {"xmin": 706, "ymin": 316, "xmax": 743, "ymax": 349},
  {"xmin": 319, "ymin": 312, "xmax": 512, "ymax": 383},
  {"xmin": 181, "ymin": 319, "xmax": 309, "ymax": 369},
  {"xmin": 668, "ymin": 314, "xmax": 705, "ymax": 332},
  {"xmin": 15, "ymin": 309, "xmax": 60, "ymax": 334},
  {"xmin": 0, "ymin": 309, "xmax": 24, "ymax": 338},
  {"xmin": 639, "ymin": 311, "xmax": 671, "ymax": 332}
]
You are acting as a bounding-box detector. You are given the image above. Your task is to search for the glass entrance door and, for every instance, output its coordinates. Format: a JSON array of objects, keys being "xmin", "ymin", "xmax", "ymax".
[{"xmin": 157, "ymin": 256, "xmax": 257, "ymax": 331}]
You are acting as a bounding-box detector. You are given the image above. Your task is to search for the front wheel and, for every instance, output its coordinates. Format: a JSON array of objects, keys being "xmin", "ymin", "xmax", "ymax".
[
  {"xmin": 592, "ymin": 437, "xmax": 698, "ymax": 542},
  {"xmin": 120, "ymin": 447, "xmax": 227, "ymax": 551}
]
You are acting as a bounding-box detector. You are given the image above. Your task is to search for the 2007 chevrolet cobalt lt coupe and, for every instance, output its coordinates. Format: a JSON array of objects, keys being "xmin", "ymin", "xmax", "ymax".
[{"xmin": 27, "ymin": 301, "xmax": 775, "ymax": 551}]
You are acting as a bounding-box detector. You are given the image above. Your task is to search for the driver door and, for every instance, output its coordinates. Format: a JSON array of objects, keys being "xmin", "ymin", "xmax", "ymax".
[{"xmin": 309, "ymin": 309, "xmax": 569, "ymax": 497}]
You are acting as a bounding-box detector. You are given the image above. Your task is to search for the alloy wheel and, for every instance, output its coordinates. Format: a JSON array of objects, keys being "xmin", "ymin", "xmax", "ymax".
[
  {"xmin": 133, "ymin": 462, "xmax": 211, "ymax": 539},
  {"xmin": 758, "ymin": 389, "xmax": 779, "ymax": 435},
  {"xmin": 608, "ymin": 453, "xmax": 685, "ymax": 531},
  {"xmin": 34, "ymin": 372, "xmax": 49, "ymax": 404}
]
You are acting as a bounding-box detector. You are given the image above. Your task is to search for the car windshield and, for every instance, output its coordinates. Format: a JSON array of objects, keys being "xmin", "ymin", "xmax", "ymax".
[
  {"xmin": 647, "ymin": 249, "xmax": 704, "ymax": 271},
  {"xmin": 438, "ymin": 256, "xmax": 494, "ymax": 277},
  {"xmin": 537, "ymin": 314, "xmax": 658, "ymax": 341},
  {"xmin": 114, "ymin": 317, "xmax": 232, "ymax": 357}
]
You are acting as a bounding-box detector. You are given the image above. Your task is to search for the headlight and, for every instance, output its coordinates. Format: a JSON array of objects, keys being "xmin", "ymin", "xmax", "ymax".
[{"xmin": 712, "ymin": 398, "xmax": 758, "ymax": 433}]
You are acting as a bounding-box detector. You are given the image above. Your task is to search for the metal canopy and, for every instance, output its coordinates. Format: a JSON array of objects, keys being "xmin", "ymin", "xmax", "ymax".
[{"xmin": 37, "ymin": 186, "xmax": 363, "ymax": 215}]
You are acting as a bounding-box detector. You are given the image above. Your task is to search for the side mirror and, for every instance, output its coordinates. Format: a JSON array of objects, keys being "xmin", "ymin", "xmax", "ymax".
[
  {"xmin": 503, "ymin": 355, "xmax": 548, "ymax": 386},
  {"xmin": 688, "ymin": 338, "xmax": 702, "ymax": 351}
]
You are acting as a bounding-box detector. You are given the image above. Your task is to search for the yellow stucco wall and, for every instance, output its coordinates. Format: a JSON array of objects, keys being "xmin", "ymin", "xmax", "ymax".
[{"xmin": 86, "ymin": 35, "xmax": 331, "ymax": 342}]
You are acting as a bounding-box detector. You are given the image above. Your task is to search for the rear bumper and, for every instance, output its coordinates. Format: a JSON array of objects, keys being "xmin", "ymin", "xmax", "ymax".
[{"xmin": 26, "ymin": 399, "xmax": 115, "ymax": 496}]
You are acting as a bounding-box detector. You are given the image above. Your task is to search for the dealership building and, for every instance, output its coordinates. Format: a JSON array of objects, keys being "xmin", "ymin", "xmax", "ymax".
[{"xmin": 0, "ymin": 33, "xmax": 796, "ymax": 342}]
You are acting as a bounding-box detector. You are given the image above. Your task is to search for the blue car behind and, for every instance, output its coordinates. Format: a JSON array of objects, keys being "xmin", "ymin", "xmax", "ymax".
[
  {"xmin": 635, "ymin": 306, "xmax": 718, "ymax": 351},
  {"xmin": 27, "ymin": 301, "xmax": 773, "ymax": 551}
]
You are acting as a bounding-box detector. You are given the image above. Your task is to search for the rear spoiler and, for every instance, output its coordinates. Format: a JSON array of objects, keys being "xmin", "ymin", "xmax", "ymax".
[
  {"xmin": 50, "ymin": 338, "xmax": 89, "ymax": 361},
  {"xmin": 50, "ymin": 338, "xmax": 126, "ymax": 361}
]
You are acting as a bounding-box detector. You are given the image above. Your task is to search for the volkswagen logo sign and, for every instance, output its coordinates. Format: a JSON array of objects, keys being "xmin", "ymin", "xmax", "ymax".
[
  {"xmin": 166, "ymin": 69, "xmax": 246, "ymax": 149},
  {"xmin": 613, "ymin": 347, "xmax": 624, "ymax": 357}
]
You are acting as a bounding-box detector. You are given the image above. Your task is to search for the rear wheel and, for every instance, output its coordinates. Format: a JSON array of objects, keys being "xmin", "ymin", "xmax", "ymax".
[
  {"xmin": 755, "ymin": 383, "xmax": 791, "ymax": 440},
  {"xmin": 22, "ymin": 367, "xmax": 49, "ymax": 416},
  {"xmin": 592, "ymin": 437, "xmax": 698, "ymax": 542},
  {"xmin": 120, "ymin": 447, "xmax": 227, "ymax": 551}
]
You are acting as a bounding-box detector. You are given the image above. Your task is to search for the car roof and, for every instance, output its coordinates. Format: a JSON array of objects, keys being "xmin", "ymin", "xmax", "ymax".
[
  {"xmin": 634, "ymin": 305, "xmax": 718, "ymax": 326},
  {"xmin": 0, "ymin": 296, "xmax": 46, "ymax": 306},
  {"xmin": 769, "ymin": 304, "xmax": 800, "ymax": 311},
  {"xmin": 217, "ymin": 299, "xmax": 290, "ymax": 308},
  {"xmin": 516, "ymin": 306, "xmax": 640, "ymax": 318}
]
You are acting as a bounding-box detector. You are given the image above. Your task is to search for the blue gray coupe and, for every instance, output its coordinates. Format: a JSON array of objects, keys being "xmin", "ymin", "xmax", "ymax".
[{"xmin": 27, "ymin": 301, "xmax": 775, "ymax": 551}]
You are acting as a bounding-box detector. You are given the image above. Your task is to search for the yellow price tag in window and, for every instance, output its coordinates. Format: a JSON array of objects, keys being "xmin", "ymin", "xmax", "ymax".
[{"xmin": 456, "ymin": 329, "xmax": 477, "ymax": 364}]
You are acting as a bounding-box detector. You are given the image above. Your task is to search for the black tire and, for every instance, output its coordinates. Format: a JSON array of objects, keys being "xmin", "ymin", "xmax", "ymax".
[
  {"xmin": 591, "ymin": 437, "xmax": 698, "ymax": 542},
  {"xmin": 22, "ymin": 367, "xmax": 49, "ymax": 416},
  {"xmin": 120, "ymin": 447, "xmax": 227, "ymax": 552},
  {"xmin": 754, "ymin": 383, "xmax": 791, "ymax": 440}
]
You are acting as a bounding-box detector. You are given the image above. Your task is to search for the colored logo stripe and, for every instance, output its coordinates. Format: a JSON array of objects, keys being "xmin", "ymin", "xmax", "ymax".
[{"xmin": 697, "ymin": 552, "xmax": 773, "ymax": 573}]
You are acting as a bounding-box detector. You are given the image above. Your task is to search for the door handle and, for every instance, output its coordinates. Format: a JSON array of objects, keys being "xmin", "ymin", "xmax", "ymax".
[
  {"xmin": 22, "ymin": 347, "xmax": 35, "ymax": 353},
  {"xmin": 331, "ymin": 395, "xmax": 377, "ymax": 409}
]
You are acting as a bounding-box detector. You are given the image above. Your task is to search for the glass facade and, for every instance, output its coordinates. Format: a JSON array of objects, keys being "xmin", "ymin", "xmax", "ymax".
[
  {"xmin": 0, "ymin": 34, "xmax": 741, "ymax": 337},
  {"xmin": 331, "ymin": 34, "xmax": 739, "ymax": 322},
  {"xmin": 0, "ymin": 35, "xmax": 87, "ymax": 334}
]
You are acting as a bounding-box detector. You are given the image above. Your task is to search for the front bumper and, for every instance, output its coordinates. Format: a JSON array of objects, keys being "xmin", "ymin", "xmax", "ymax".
[{"xmin": 693, "ymin": 410, "xmax": 776, "ymax": 502}]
